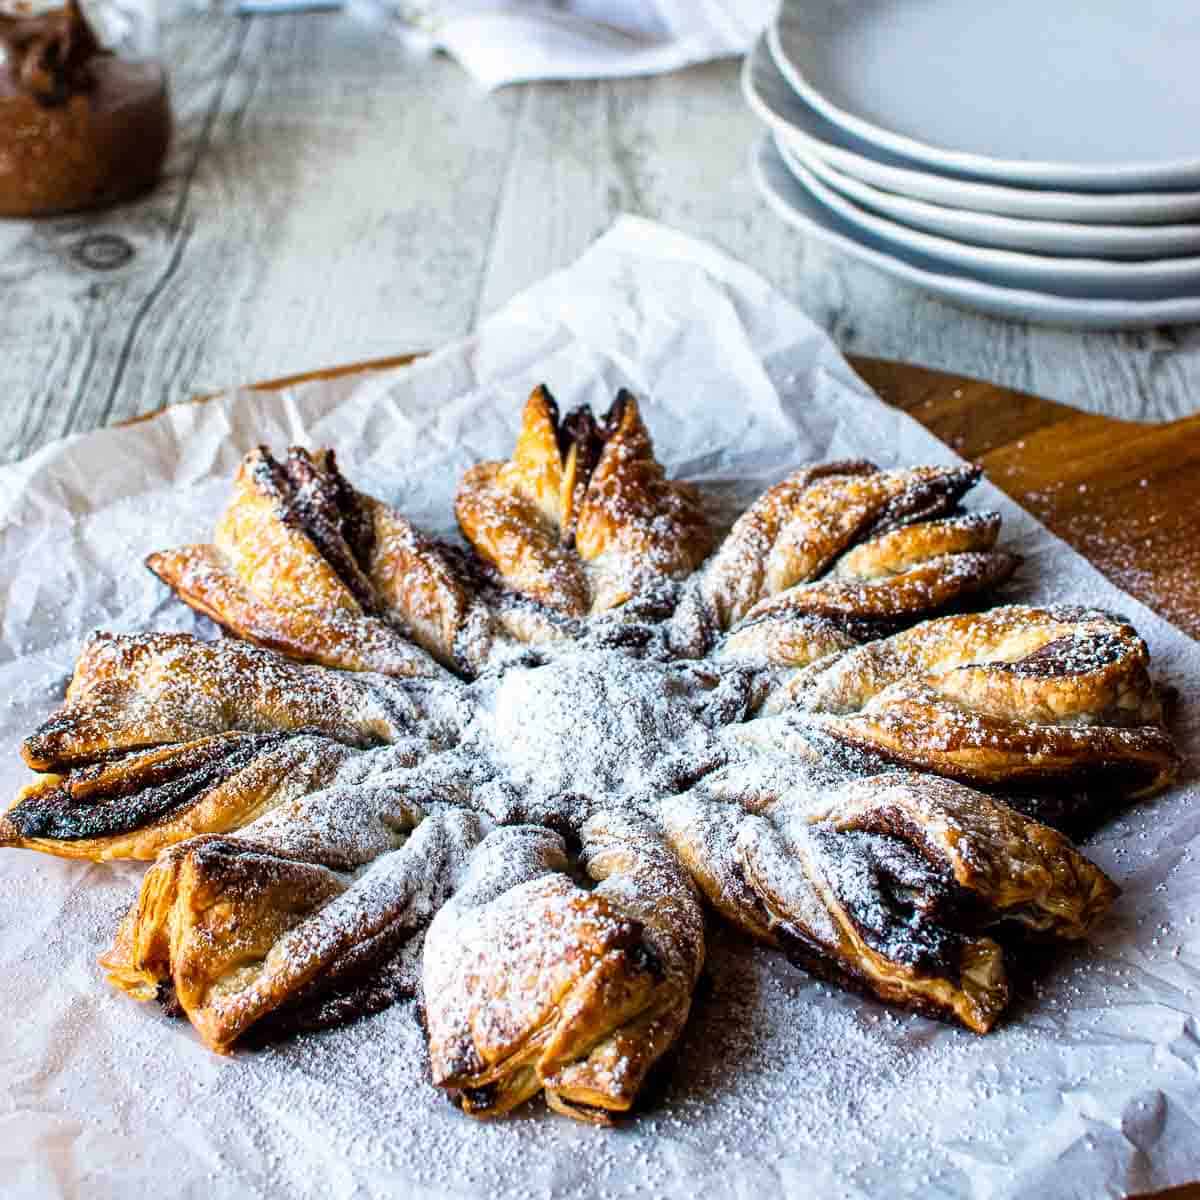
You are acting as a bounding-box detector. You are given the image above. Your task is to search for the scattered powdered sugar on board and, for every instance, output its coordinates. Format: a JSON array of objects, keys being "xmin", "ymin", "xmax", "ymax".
[{"xmin": 1, "ymin": 218, "xmax": 1199, "ymax": 1200}]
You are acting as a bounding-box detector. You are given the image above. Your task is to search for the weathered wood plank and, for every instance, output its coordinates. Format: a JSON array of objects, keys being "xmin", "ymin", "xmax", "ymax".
[
  {"xmin": 108, "ymin": 14, "xmax": 521, "ymax": 420},
  {"xmin": 2, "ymin": 12, "xmax": 1199, "ymax": 467},
  {"xmin": 0, "ymin": 12, "xmax": 520, "ymax": 463},
  {"xmin": 0, "ymin": 16, "xmax": 246, "ymax": 460}
]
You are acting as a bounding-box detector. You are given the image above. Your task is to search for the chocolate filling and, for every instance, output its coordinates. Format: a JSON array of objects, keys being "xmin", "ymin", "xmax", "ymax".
[
  {"xmin": 7, "ymin": 733, "xmax": 288, "ymax": 840},
  {"xmin": 823, "ymin": 726, "xmax": 1169, "ymax": 820},
  {"xmin": 457, "ymin": 1083, "xmax": 499, "ymax": 1111},
  {"xmin": 813, "ymin": 828, "xmax": 966, "ymax": 978},
  {"xmin": 155, "ymin": 980, "xmax": 183, "ymax": 1019},
  {"xmin": 998, "ymin": 787, "xmax": 1137, "ymax": 840},
  {"xmin": 997, "ymin": 633, "xmax": 1127, "ymax": 677},
  {"xmin": 859, "ymin": 467, "xmax": 981, "ymax": 541},
  {"xmin": 538, "ymin": 385, "xmax": 641, "ymax": 546},
  {"xmin": 246, "ymin": 921, "xmax": 428, "ymax": 1045},
  {"xmin": 252, "ymin": 446, "xmax": 378, "ymax": 613},
  {"xmin": 626, "ymin": 939, "xmax": 665, "ymax": 984},
  {"xmin": 288, "ymin": 447, "xmax": 376, "ymax": 578}
]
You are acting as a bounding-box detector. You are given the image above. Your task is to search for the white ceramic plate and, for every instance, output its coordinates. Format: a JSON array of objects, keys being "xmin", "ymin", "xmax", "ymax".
[
  {"xmin": 743, "ymin": 39, "xmax": 1200, "ymax": 226},
  {"xmin": 770, "ymin": 0, "xmax": 1200, "ymax": 190},
  {"xmin": 751, "ymin": 136, "xmax": 1200, "ymax": 328},
  {"xmin": 776, "ymin": 139, "xmax": 1200, "ymax": 301},
  {"xmin": 801, "ymin": 153, "xmax": 1200, "ymax": 261}
]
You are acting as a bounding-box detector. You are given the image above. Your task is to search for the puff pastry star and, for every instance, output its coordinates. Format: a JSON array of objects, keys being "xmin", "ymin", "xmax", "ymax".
[{"xmin": 3, "ymin": 387, "xmax": 1175, "ymax": 1127}]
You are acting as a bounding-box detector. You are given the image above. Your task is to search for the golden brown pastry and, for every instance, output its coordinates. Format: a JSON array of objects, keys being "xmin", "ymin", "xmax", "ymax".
[
  {"xmin": 423, "ymin": 812, "xmax": 704, "ymax": 1123},
  {"xmin": 1, "ymin": 631, "xmax": 442, "ymax": 860},
  {"xmin": 100, "ymin": 762, "xmax": 443, "ymax": 1003},
  {"xmin": 102, "ymin": 809, "xmax": 485, "ymax": 1051},
  {"xmin": 146, "ymin": 446, "xmax": 488, "ymax": 676},
  {"xmin": 2, "ymin": 731, "xmax": 359, "ymax": 862},
  {"xmin": 780, "ymin": 605, "xmax": 1180, "ymax": 799},
  {"xmin": 660, "ymin": 770, "xmax": 1119, "ymax": 1033},
  {"xmin": 716, "ymin": 612, "xmax": 859, "ymax": 668},
  {"xmin": 455, "ymin": 386, "xmax": 713, "ymax": 617},
  {"xmin": 674, "ymin": 461, "xmax": 1018, "ymax": 665},
  {"xmin": 0, "ymin": 392, "xmax": 1183, "ymax": 1124}
]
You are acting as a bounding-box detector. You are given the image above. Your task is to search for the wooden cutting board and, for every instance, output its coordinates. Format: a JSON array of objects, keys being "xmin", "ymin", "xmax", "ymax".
[
  {"xmin": 852, "ymin": 357, "xmax": 1200, "ymax": 642},
  {"xmin": 224, "ymin": 352, "xmax": 1200, "ymax": 643}
]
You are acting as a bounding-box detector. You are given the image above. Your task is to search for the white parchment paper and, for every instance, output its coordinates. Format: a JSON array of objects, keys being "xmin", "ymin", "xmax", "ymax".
[{"xmin": 1, "ymin": 217, "xmax": 1197, "ymax": 1200}]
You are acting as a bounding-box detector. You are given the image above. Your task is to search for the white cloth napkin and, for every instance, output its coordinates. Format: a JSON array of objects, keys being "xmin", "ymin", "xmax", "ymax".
[{"xmin": 387, "ymin": 0, "xmax": 777, "ymax": 87}]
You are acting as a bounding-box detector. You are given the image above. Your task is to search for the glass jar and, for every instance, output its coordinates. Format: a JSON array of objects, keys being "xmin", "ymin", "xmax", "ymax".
[{"xmin": 0, "ymin": 0, "xmax": 171, "ymax": 217}]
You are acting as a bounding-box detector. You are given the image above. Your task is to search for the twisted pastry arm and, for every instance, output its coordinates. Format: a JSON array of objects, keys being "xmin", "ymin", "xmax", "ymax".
[
  {"xmin": 455, "ymin": 386, "xmax": 592, "ymax": 616},
  {"xmin": 781, "ymin": 605, "xmax": 1180, "ymax": 800},
  {"xmin": 2, "ymin": 732, "xmax": 360, "ymax": 862},
  {"xmin": 101, "ymin": 808, "xmax": 485, "ymax": 1051},
  {"xmin": 659, "ymin": 771, "xmax": 1118, "ymax": 1033},
  {"xmin": 147, "ymin": 446, "xmax": 488, "ymax": 676},
  {"xmin": 675, "ymin": 461, "xmax": 1017, "ymax": 664},
  {"xmin": 716, "ymin": 613, "xmax": 858, "ymax": 669},
  {"xmin": 2, "ymin": 632, "xmax": 454, "ymax": 860},
  {"xmin": 456, "ymin": 386, "xmax": 713, "ymax": 618},
  {"xmin": 25, "ymin": 631, "xmax": 426, "ymax": 764},
  {"xmin": 573, "ymin": 390, "xmax": 713, "ymax": 612},
  {"xmin": 101, "ymin": 758, "xmax": 448, "ymax": 1002},
  {"xmin": 423, "ymin": 812, "xmax": 704, "ymax": 1123}
]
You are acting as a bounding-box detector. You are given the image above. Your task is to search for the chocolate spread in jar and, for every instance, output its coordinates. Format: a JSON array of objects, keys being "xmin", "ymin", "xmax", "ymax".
[{"xmin": 0, "ymin": 0, "xmax": 171, "ymax": 218}]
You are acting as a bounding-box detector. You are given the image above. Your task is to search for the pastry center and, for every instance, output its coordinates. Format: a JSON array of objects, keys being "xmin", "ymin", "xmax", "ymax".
[{"xmin": 481, "ymin": 650, "xmax": 729, "ymax": 800}]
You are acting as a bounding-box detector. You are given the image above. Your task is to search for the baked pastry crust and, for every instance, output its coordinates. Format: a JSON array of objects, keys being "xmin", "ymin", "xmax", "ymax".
[
  {"xmin": 102, "ymin": 809, "xmax": 485, "ymax": 1051},
  {"xmin": 661, "ymin": 770, "xmax": 1118, "ymax": 1033},
  {"xmin": 677, "ymin": 462, "xmax": 1019, "ymax": 666},
  {"xmin": 3, "ymin": 732, "xmax": 358, "ymax": 862},
  {"xmin": 1, "ymin": 631, "xmax": 440, "ymax": 860},
  {"xmin": 456, "ymin": 387, "xmax": 714, "ymax": 617},
  {"xmin": 0, "ymin": 394, "xmax": 1175, "ymax": 1124},
  {"xmin": 423, "ymin": 812, "xmax": 704, "ymax": 1122},
  {"xmin": 781, "ymin": 605, "xmax": 1180, "ymax": 800},
  {"xmin": 147, "ymin": 447, "xmax": 485, "ymax": 677}
]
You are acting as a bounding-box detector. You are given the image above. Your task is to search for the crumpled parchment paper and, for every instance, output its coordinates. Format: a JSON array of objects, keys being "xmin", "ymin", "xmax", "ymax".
[{"xmin": 1, "ymin": 217, "xmax": 1197, "ymax": 1200}]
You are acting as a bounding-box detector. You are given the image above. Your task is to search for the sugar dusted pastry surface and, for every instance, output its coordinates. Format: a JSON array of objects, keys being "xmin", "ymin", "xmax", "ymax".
[
  {"xmin": 0, "ymin": 521, "xmax": 1195, "ymax": 1193},
  {"xmin": 0, "ymin": 408, "xmax": 1172, "ymax": 1130}
]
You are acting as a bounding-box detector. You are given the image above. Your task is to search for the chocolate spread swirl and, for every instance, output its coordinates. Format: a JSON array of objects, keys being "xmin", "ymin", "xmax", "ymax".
[
  {"xmin": 0, "ymin": 0, "xmax": 103, "ymax": 105},
  {"xmin": 816, "ymin": 828, "xmax": 968, "ymax": 978},
  {"xmin": 252, "ymin": 446, "xmax": 381, "ymax": 614}
]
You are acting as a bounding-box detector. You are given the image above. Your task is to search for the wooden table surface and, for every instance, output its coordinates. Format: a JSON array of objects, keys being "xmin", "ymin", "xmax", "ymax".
[{"xmin": 3, "ymin": 7, "xmax": 1200, "ymax": 466}]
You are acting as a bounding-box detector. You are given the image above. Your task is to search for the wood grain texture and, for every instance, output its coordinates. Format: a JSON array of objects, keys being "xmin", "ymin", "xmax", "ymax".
[
  {"xmin": 0, "ymin": 12, "xmax": 519, "ymax": 462},
  {"xmin": 3, "ymin": 9, "xmax": 1200, "ymax": 466}
]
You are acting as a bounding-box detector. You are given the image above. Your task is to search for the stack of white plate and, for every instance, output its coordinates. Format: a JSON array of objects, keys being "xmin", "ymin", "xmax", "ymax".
[{"xmin": 746, "ymin": 0, "xmax": 1200, "ymax": 327}]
